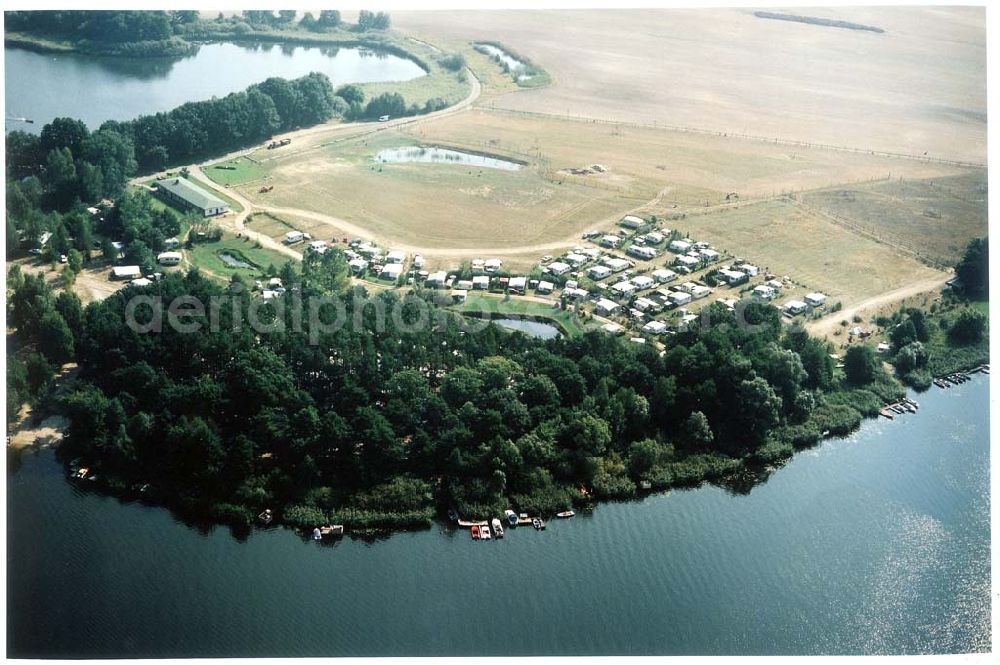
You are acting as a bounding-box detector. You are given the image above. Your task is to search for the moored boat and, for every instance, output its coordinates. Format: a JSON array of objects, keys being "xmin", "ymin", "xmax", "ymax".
[
  {"xmin": 491, "ymin": 518, "xmax": 504, "ymax": 538},
  {"xmin": 320, "ymin": 524, "xmax": 344, "ymax": 536},
  {"xmin": 532, "ymin": 517, "xmax": 545, "ymax": 530},
  {"xmin": 481, "ymin": 525, "xmax": 492, "ymax": 540},
  {"xmin": 504, "ymin": 509, "xmax": 518, "ymax": 526},
  {"xmin": 447, "ymin": 507, "xmax": 459, "ymax": 522},
  {"xmin": 471, "ymin": 524, "xmax": 480, "ymax": 540},
  {"xmin": 556, "ymin": 511, "xmax": 575, "ymax": 519},
  {"xmin": 312, "ymin": 528, "xmax": 322, "ymax": 541},
  {"xmin": 258, "ymin": 509, "xmax": 273, "ymax": 525}
]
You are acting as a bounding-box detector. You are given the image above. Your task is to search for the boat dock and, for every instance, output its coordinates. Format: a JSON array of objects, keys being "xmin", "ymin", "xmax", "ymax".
[
  {"xmin": 879, "ymin": 397, "xmax": 919, "ymax": 420},
  {"xmin": 934, "ymin": 370, "xmax": 978, "ymax": 389}
]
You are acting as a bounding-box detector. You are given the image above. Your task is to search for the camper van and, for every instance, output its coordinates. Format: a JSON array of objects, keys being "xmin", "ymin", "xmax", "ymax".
[
  {"xmin": 284, "ymin": 231, "xmax": 305, "ymax": 244},
  {"xmin": 378, "ymin": 115, "xmax": 391, "ymax": 122},
  {"xmin": 157, "ymin": 251, "xmax": 182, "ymax": 266}
]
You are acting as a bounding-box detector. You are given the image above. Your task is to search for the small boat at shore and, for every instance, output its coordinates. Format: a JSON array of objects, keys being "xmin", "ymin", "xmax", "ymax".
[
  {"xmin": 312, "ymin": 528, "xmax": 322, "ymax": 541},
  {"xmin": 447, "ymin": 507, "xmax": 459, "ymax": 522},
  {"xmin": 504, "ymin": 509, "xmax": 518, "ymax": 526},
  {"xmin": 471, "ymin": 524, "xmax": 480, "ymax": 540},
  {"xmin": 532, "ymin": 517, "xmax": 545, "ymax": 530},
  {"xmin": 481, "ymin": 525, "xmax": 492, "ymax": 540},
  {"xmin": 491, "ymin": 518, "xmax": 504, "ymax": 538},
  {"xmin": 320, "ymin": 525, "xmax": 344, "ymax": 536},
  {"xmin": 259, "ymin": 509, "xmax": 273, "ymax": 525},
  {"xmin": 556, "ymin": 511, "xmax": 575, "ymax": 519}
]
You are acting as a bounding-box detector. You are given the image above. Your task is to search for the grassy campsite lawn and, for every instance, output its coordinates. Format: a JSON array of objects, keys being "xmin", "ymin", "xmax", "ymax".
[
  {"xmin": 205, "ymin": 157, "xmax": 268, "ymax": 187},
  {"xmin": 679, "ymin": 198, "xmax": 944, "ymax": 310},
  {"xmin": 186, "ymin": 234, "xmax": 295, "ymax": 278}
]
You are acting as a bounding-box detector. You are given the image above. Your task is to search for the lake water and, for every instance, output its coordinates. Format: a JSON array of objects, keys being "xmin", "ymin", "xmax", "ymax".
[
  {"xmin": 495, "ymin": 317, "xmax": 562, "ymax": 339},
  {"xmin": 217, "ymin": 251, "xmax": 255, "ymax": 269},
  {"xmin": 4, "ymin": 41, "xmax": 426, "ymax": 132},
  {"xmin": 7, "ymin": 375, "xmax": 990, "ymax": 657},
  {"xmin": 375, "ymin": 146, "xmax": 524, "ymax": 171}
]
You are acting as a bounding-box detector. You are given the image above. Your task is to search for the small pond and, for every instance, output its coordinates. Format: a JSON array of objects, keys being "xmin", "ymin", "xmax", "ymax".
[
  {"xmin": 218, "ymin": 251, "xmax": 255, "ymax": 269},
  {"xmin": 494, "ymin": 318, "xmax": 562, "ymax": 339},
  {"xmin": 473, "ymin": 43, "xmax": 534, "ymax": 81},
  {"xmin": 375, "ymin": 146, "xmax": 523, "ymax": 171}
]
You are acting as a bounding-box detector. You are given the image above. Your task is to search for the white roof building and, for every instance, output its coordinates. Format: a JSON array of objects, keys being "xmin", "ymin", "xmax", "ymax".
[
  {"xmin": 652, "ymin": 269, "xmax": 678, "ymax": 283},
  {"xmin": 631, "ymin": 275, "xmax": 655, "ymax": 290},
  {"xmin": 565, "ymin": 252, "xmax": 589, "ymax": 266},
  {"xmin": 605, "ymin": 258, "xmax": 630, "ymax": 272},
  {"xmin": 601, "ymin": 234, "xmax": 621, "ymax": 248},
  {"xmin": 669, "ymin": 240, "xmax": 692, "ymax": 253},
  {"xmin": 669, "ymin": 291, "xmax": 693, "ymax": 306},
  {"xmin": 386, "ymin": 250, "xmax": 407, "ymax": 264},
  {"xmin": 472, "ymin": 275, "xmax": 491, "ymax": 289},
  {"xmin": 753, "ymin": 284, "xmax": 777, "ymax": 300},
  {"xmin": 626, "ymin": 245, "xmax": 658, "ymax": 261},
  {"xmin": 413, "ymin": 254, "xmax": 425, "ymax": 268},
  {"xmin": 645, "ymin": 231, "xmax": 665, "ymax": 244},
  {"xmin": 620, "ymin": 215, "xmax": 646, "ymax": 228},
  {"xmin": 382, "ymin": 263, "xmax": 404, "ymax": 281},
  {"xmin": 805, "ymin": 292, "xmax": 828, "ymax": 306},
  {"xmin": 348, "ymin": 258, "xmax": 368, "ymax": 274},
  {"xmin": 699, "ymin": 248, "xmax": 720, "ymax": 262},
  {"xmin": 675, "ymin": 255, "xmax": 700, "ymax": 267},
  {"xmin": 111, "ymin": 265, "xmax": 142, "ymax": 280},
  {"xmin": 509, "ymin": 276, "xmax": 527, "ymax": 291},
  {"xmin": 485, "ymin": 258, "xmax": 503, "ymax": 272},
  {"xmin": 719, "ymin": 268, "xmax": 748, "ymax": 284},
  {"xmin": 611, "ymin": 281, "xmax": 637, "ymax": 297},
  {"xmin": 595, "ymin": 298, "xmax": 621, "ymax": 316},
  {"xmin": 740, "ymin": 264, "xmax": 759, "ymax": 276},
  {"xmin": 536, "ymin": 280, "xmax": 555, "ymax": 293},
  {"xmin": 643, "ymin": 320, "xmax": 669, "ymax": 335},
  {"xmin": 588, "ymin": 265, "xmax": 612, "ymax": 280},
  {"xmin": 547, "ymin": 261, "xmax": 572, "ymax": 275},
  {"xmin": 456, "ymin": 279, "xmax": 474, "ymax": 290},
  {"xmin": 427, "ymin": 270, "xmax": 448, "ymax": 286},
  {"xmin": 785, "ymin": 299, "xmax": 808, "ymax": 315}
]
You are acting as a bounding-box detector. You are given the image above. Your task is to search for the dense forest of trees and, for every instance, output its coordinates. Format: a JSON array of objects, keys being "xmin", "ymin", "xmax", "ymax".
[{"xmin": 6, "ymin": 247, "xmax": 912, "ymax": 531}]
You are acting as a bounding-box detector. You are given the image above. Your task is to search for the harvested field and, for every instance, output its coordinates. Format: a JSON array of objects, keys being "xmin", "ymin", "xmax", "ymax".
[
  {"xmin": 412, "ymin": 109, "xmax": 971, "ymax": 204},
  {"xmin": 679, "ymin": 199, "xmax": 945, "ymax": 309},
  {"xmin": 394, "ymin": 7, "xmax": 986, "ymax": 163},
  {"xmin": 799, "ymin": 171, "xmax": 988, "ymax": 266}
]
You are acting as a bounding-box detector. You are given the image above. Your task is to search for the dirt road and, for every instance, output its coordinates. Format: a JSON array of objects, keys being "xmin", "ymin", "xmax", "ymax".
[{"xmin": 806, "ymin": 272, "xmax": 952, "ymax": 340}]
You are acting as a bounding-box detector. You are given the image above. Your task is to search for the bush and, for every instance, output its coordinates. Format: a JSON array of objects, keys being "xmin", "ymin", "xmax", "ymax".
[
  {"xmin": 807, "ymin": 404, "xmax": 862, "ymax": 437},
  {"xmin": 209, "ymin": 502, "xmax": 254, "ymax": 525},
  {"xmin": 439, "ymin": 53, "xmax": 466, "ymax": 72},
  {"xmin": 282, "ymin": 504, "xmax": 328, "ymax": 528}
]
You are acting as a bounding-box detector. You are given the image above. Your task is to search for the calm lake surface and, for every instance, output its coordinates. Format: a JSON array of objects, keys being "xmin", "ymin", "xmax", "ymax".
[
  {"xmin": 4, "ymin": 41, "xmax": 426, "ymax": 132},
  {"xmin": 7, "ymin": 375, "xmax": 990, "ymax": 657}
]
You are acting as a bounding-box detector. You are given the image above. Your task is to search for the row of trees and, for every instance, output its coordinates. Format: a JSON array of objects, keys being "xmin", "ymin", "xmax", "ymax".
[
  {"xmin": 18, "ymin": 244, "xmax": 898, "ymax": 528},
  {"xmin": 8, "ymin": 10, "xmax": 390, "ymax": 42}
]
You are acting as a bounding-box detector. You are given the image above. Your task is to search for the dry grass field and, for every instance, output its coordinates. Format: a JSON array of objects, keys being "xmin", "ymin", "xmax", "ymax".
[
  {"xmin": 799, "ymin": 171, "xmax": 988, "ymax": 266},
  {"xmin": 678, "ymin": 199, "xmax": 944, "ymax": 309},
  {"xmin": 226, "ymin": 129, "xmax": 643, "ymax": 252},
  {"xmin": 394, "ymin": 8, "xmax": 986, "ymax": 163}
]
